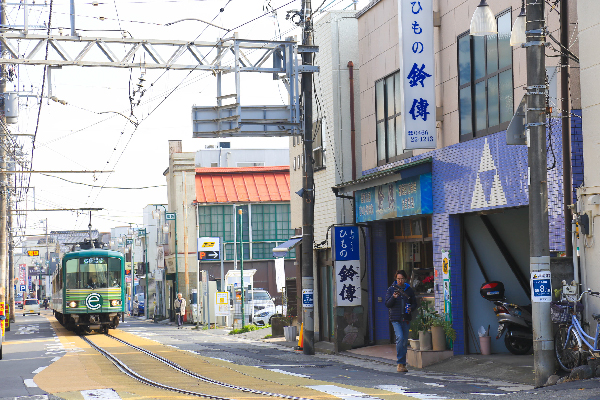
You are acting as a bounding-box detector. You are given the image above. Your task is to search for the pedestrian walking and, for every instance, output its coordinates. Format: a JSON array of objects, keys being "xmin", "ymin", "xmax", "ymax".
[
  {"xmin": 385, "ymin": 270, "xmax": 416, "ymax": 373},
  {"xmin": 174, "ymin": 293, "xmax": 186, "ymax": 329}
]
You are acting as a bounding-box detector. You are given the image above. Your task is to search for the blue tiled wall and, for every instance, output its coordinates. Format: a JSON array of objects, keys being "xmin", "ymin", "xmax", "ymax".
[
  {"xmin": 366, "ymin": 122, "xmax": 568, "ymax": 354},
  {"xmin": 571, "ymin": 110, "xmax": 584, "ymax": 203}
]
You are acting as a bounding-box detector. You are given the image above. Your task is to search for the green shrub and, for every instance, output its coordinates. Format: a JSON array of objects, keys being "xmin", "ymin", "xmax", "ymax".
[{"xmin": 228, "ymin": 324, "xmax": 270, "ymax": 335}]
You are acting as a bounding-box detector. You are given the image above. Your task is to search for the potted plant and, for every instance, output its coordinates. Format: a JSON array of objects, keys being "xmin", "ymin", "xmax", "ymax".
[
  {"xmin": 430, "ymin": 315, "xmax": 446, "ymax": 351},
  {"xmin": 408, "ymin": 318, "xmax": 420, "ymax": 350},
  {"xmin": 414, "ymin": 302, "xmax": 436, "ymax": 350}
]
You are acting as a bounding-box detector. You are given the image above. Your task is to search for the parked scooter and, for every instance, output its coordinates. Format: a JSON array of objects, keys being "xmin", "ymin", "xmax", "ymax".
[{"xmin": 480, "ymin": 281, "xmax": 533, "ymax": 355}]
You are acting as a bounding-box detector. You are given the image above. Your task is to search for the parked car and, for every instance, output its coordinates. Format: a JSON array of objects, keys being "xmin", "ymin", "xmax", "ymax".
[
  {"xmin": 133, "ymin": 300, "xmax": 145, "ymax": 316},
  {"xmin": 23, "ymin": 298, "xmax": 40, "ymax": 316},
  {"xmin": 15, "ymin": 295, "xmax": 23, "ymax": 309},
  {"xmin": 248, "ymin": 289, "xmax": 275, "ymax": 314},
  {"xmin": 253, "ymin": 307, "xmax": 281, "ymax": 326}
]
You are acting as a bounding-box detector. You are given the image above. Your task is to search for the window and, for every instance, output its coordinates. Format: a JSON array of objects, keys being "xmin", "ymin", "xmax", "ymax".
[
  {"xmin": 313, "ymin": 119, "xmax": 326, "ymax": 170},
  {"xmin": 458, "ymin": 10, "xmax": 513, "ymax": 140},
  {"xmin": 198, "ymin": 204, "xmax": 294, "ymax": 260},
  {"xmin": 375, "ymin": 71, "xmax": 403, "ymax": 165}
]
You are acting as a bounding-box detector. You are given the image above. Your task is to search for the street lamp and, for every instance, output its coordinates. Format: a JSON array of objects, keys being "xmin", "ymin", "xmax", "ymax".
[
  {"xmin": 469, "ymin": 0, "xmax": 497, "ymax": 36},
  {"xmin": 510, "ymin": 1, "xmax": 527, "ymax": 47}
]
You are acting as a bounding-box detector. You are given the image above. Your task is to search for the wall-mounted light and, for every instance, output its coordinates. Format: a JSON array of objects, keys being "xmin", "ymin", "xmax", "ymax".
[
  {"xmin": 295, "ymin": 188, "xmax": 305, "ymax": 197},
  {"xmin": 470, "ymin": 0, "xmax": 497, "ymax": 36}
]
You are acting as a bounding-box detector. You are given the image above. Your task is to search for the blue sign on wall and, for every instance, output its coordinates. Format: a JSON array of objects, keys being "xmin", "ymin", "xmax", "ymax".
[
  {"xmin": 355, "ymin": 173, "xmax": 432, "ymax": 223},
  {"xmin": 333, "ymin": 226, "xmax": 359, "ymax": 261}
]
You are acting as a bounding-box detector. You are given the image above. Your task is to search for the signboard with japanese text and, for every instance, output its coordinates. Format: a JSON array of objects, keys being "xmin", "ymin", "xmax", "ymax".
[
  {"xmin": 165, "ymin": 212, "xmax": 176, "ymax": 220},
  {"xmin": 355, "ymin": 173, "xmax": 432, "ymax": 223},
  {"xmin": 398, "ymin": 0, "xmax": 436, "ymax": 149},
  {"xmin": 335, "ymin": 260, "xmax": 361, "ymax": 306},
  {"xmin": 333, "ymin": 226, "xmax": 359, "ymax": 261},
  {"xmin": 27, "ymin": 250, "xmax": 39, "ymax": 256},
  {"xmin": 333, "ymin": 226, "xmax": 361, "ymax": 307},
  {"xmin": 198, "ymin": 237, "xmax": 221, "ymax": 260},
  {"xmin": 302, "ymin": 289, "xmax": 314, "ymax": 308},
  {"xmin": 215, "ymin": 292, "xmax": 229, "ymax": 316},
  {"xmin": 531, "ymin": 271, "xmax": 552, "ymax": 302}
]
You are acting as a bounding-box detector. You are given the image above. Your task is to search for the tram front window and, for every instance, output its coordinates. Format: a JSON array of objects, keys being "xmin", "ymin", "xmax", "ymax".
[
  {"xmin": 108, "ymin": 258, "xmax": 121, "ymax": 288},
  {"xmin": 81, "ymin": 257, "xmax": 108, "ymax": 288}
]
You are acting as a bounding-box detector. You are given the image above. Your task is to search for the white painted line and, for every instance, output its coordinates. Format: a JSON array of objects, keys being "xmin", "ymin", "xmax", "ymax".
[
  {"xmin": 210, "ymin": 357, "xmax": 232, "ymax": 363},
  {"xmin": 470, "ymin": 394, "xmax": 507, "ymax": 396},
  {"xmin": 32, "ymin": 366, "xmax": 48, "ymax": 374},
  {"xmin": 308, "ymin": 385, "xmax": 382, "ymax": 400},
  {"xmin": 267, "ymin": 368, "xmax": 310, "ymax": 378},
  {"xmin": 24, "ymin": 379, "xmax": 37, "ymax": 387},
  {"xmin": 51, "ymin": 356, "xmax": 61, "ymax": 362},
  {"xmin": 81, "ymin": 389, "xmax": 122, "ymax": 399},
  {"xmin": 376, "ymin": 385, "xmax": 447, "ymax": 400},
  {"xmin": 424, "ymin": 383, "xmax": 445, "ymax": 387}
]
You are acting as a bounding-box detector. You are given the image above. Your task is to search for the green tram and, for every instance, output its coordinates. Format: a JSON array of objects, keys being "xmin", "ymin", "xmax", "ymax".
[{"xmin": 52, "ymin": 243, "xmax": 125, "ymax": 333}]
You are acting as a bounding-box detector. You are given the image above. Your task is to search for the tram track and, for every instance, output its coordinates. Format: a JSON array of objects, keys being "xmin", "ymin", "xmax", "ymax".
[{"xmin": 79, "ymin": 332, "xmax": 315, "ymax": 400}]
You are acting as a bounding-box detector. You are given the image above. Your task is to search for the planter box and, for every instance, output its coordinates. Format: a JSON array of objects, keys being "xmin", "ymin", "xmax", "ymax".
[
  {"xmin": 407, "ymin": 348, "xmax": 453, "ymax": 368},
  {"xmin": 271, "ymin": 316, "xmax": 293, "ymax": 338}
]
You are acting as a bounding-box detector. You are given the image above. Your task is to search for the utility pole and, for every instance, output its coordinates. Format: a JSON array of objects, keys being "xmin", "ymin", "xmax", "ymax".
[
  {"xmin": 8, "ymin": 178, "xmax": 13, "ymax": 324},
  {"xmin": 0, "ymin": 0, "xmax": 7, "ymax": 306},
  {"xmin": 526, "ymin": 0, "xmax": 553, "ymax": 387},
  {"xmin": 301, "ymin": 0, "xmax": 315, "ymax": 356}
]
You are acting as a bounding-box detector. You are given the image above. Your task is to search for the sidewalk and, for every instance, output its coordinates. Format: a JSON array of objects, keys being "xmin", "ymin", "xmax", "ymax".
[{"xmin": 144, "ymin": 318, "xmax": 536, "ymax": 386}]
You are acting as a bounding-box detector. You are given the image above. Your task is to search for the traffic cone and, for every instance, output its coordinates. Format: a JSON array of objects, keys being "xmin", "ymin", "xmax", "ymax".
[{"xmin": 294, "ymin": 323, "xmax": 304, "ymax": 351}]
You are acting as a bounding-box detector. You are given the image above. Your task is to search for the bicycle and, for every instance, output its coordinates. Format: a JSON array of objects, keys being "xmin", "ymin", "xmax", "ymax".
[{"xmin": 553, "ymin": 289, "xmax": 600, "ymax": 372}]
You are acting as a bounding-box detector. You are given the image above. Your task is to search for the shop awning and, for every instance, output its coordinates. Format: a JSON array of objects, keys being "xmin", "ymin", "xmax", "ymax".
[
  {"xmin": 333, "ymin": 157, "xmax": 432, "ymax": 195},
  {"xmin": 272, "ymin": 236, "xmax": 302, "ymax": 258}
]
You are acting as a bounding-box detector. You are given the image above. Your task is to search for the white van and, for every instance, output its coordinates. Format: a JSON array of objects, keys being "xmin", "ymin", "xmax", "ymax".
[{"xmin": 23, "ymin": 298, "xmax": 40, "ymax": 316}]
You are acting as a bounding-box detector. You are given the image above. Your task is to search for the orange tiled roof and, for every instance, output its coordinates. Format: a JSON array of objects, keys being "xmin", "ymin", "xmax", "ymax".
[{"xmin": 195, "ymin": 166, "xmax": 290, "ymax": 203}]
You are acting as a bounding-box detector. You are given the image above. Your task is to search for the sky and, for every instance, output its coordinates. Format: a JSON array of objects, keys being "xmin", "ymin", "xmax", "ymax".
[{"xmin": 6, "ymin": 0, "xmax": 369, "ymax": 239}]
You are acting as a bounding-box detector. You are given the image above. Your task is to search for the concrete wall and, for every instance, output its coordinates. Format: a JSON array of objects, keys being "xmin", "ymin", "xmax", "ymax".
[
  {"xmin": 576, "ymin": 0, "xmax": 600, "ymax": 324},
  {"xmin": 195, "ymin": 147, "xmax": 289, "ymax": 168},
  {"xmin": 165, "ymin": 140, "xmax": 199, "ymax": 306}
]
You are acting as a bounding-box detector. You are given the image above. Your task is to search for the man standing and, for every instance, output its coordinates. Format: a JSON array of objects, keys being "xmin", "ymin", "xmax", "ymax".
[
  {"xmin": 174, "ymin": 293, "xmax": 186, "ymax": 329},
  {"xmin": 385, "ymin": 270, "xmax": 416, "ymax": 373}
]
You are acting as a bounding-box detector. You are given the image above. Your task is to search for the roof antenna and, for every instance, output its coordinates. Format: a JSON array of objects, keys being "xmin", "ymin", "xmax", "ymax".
[{"xmin": 88, "ymin": 211, "xmax": 94, "ymax": 248}]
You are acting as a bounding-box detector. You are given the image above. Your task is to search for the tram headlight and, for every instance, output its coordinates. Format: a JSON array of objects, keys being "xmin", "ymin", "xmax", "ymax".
[
  {"xmin": 110, "ymin": 299, "xmax": 121, "ymax": 307},
  {"xmin": 67, "ymin": 301, "xmax": 78, "ymax": 308}
]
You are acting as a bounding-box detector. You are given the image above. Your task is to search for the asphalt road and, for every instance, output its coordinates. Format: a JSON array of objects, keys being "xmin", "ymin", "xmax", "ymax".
[{"xmin": 1, "ymin": 312, "xmax": 599, "ymax": 400}]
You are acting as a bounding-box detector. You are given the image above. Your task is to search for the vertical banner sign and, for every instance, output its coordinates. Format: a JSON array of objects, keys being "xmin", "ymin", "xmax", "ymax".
[
  {"xmin": 0, "ymin": 302, "xmax": 4, "ymax": 337},
  {"xmin": 441, "ymin": 251, "xmax": 451, "ymax": 319},
  {"xmin": 398, "ymin": 0, "xmax": 436, "ymax": 149},
  {"xmin": 531, "ymin": 271, "xmax": 552, "ymax": 302},
  {"xmin": 275, "ymin": 257, "xmax": 286, "ymax": 293},
  {"xmin": 333, "ymin": 226, "xmax": 360, "ymax": 307}
]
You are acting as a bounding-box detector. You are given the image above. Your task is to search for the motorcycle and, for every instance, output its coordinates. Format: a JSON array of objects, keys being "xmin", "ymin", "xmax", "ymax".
[{"xmin": 480, "ymin": 281, "xmax": 533, "ymax": 355}]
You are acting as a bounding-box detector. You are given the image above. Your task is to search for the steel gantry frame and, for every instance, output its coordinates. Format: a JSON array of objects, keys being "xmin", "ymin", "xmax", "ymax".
[{"xmin": 0, "ymin": 32, "xmax": 317, "ymax": 136}]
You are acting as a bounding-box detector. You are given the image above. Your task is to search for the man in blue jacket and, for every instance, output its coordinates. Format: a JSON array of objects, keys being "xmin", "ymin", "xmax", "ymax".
[{"xmin": 385, "ymin": 270, "xmax": 416, "ymax": 372}]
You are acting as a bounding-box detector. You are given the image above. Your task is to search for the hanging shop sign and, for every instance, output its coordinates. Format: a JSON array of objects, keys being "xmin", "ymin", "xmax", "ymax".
[
  {"xmin": 355, "ymin": 173, "xmax": 432, "ymax": 223},
  {"xmin": 398, "ymin": 0, "xmax": 436, "ymax": 149},
  {"xmin": 333, "ymin": 226, "xmax": 361, "ymax": 307}
]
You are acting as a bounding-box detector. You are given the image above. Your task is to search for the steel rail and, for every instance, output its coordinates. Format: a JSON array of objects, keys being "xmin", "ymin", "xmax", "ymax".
[
  {"xmin": 82, "ymin": 332, "xmax": 313, "ymax": 400},
  {"xmin": 80, "ymin": 334, "xmax": 232, "ymax": 400}
]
